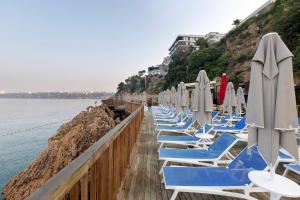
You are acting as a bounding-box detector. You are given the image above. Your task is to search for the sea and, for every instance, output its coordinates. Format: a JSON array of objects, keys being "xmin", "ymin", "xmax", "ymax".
[{"xmin": 0, "ymin": 98, "xmax": 99, "ymax": 199}]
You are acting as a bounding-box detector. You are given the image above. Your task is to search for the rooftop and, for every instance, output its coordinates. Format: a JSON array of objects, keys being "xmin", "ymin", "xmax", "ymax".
[{"xmin": 169, "ymin": 34, "xmax": 204, "ymax": 51}]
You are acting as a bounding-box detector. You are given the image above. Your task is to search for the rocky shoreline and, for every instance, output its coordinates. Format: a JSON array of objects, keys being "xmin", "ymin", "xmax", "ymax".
[{"xmin": 2, "ymin": 104, "xmax": 119, "ymax": 200}]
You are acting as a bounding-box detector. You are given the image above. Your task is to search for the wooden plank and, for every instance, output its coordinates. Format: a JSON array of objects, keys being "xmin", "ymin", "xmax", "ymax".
[
  {"xmin": 108, "ymin": 143, "xmax": 115, "ymax": 200},
  {"xmin": 69, "ymin": 182, "xmax": 79, "ymax": 200},
  {"xmin": 80, "ymin": 174, "xmax": 88, "ymax": 200},
  {"xmin": 89, "ymin": 165, "xmax": 97, "ymax": 200}
]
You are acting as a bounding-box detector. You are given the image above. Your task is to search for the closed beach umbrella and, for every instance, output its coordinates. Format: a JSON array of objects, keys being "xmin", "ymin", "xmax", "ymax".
[
  {"xmin": 218, "ymin": 73, "xmax": 227, "ymax": 104},
  {"xmin": 170, "ymin": 86, "xmax": 177, "ymax": 108},
  {"xmin": 176, "ymin": 82, "xmax": 188, "ymax": 114},
  {"xmin": 192, "ymin": 70, "xmax": 213, "ymax": 126},
  {"xmin": 222, "ymin": 82, "xmax": 236, "ymax": 114},
  {"xmin": 236, "ymin": 87, "xmax": 246, "ymax": 116},
  {"xmin": 247, "ymin": 32, "xmax": 299, "ymax": 169},
  {"xmin": 166, "ymin": 89, "xmax": 171, "ymax": 107}
]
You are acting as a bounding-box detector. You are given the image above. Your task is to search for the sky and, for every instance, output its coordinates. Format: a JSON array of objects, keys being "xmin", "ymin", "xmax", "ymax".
[{"xmin": 0, "ymin": 0, "xmax": 268, "ymax": 92}]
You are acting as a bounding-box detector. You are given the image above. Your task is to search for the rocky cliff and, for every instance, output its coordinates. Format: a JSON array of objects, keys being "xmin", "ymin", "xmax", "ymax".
[
  {"xmin": 221, "ymin": 0, "xmax": 300, "ymax": 85},
  {"xmin": 2, "ymin": 104, "xmax": 118, "ymax": 200}
]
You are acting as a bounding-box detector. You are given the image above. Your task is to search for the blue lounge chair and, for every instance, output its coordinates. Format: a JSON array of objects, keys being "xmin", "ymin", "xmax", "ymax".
[
  {"xmin": 155, "ymin": 114, "xmax": 188, "ymax": 126},
  {"xmin": 283, "ymin": 163, "xmax": 300, "ymax": 178},
  {"xmin": 162, "ymin": 146, "xmax": 267, "ymax": 200},
  {"xmin": 158, "ymin": 133, "xmax": 239, "ymax": 173},
  {"xmin": 156, "ymin": 118, "xmax": 195, "ymax": 137},
  {"xmin": 211, "ymin": 117, "xmax": 247, "ymax": 134},
  {"xmin": 211, "ymin": 111, "xmax": 219, "ymax": 120},
  {"xmin": 157, "ymin": 124, "xmax": 213, "ymax": 149}
]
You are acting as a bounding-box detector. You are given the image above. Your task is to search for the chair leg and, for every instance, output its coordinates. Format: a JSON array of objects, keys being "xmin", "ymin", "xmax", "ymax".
[
  {"xmin": 283, "ymin": 168, "xmax": 289, "ymax": 177},
  {"xmin": 158, "ymin": 143, "xmax": 164, "ymax": 152},
  {"xmin": 170, "ymin": 190, "xmax": 179, "ymax": 200},
  {"xmin": 159, "ymin": 160, "xmax": 168, "ymax": 174},
  {"xmin": 157, "ymin": 131, "xmax": 161, "ymax": 137}
]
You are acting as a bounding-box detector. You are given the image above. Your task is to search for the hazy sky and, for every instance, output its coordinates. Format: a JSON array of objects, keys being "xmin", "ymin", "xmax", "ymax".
[{"xmin": 0, "ymin": 0, "xmax": 267, "ymax": 92}]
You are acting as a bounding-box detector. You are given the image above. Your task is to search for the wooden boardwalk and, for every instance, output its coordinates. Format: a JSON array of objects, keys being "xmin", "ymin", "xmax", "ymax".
[{"xmin": 117, "ymin": 110, "xmax": 300, "ymax": 200}]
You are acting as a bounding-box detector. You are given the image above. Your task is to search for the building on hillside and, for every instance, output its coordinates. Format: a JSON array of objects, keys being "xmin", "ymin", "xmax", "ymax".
[
  {"xmin": 148, "ymin": 66, "xmax": 161, "ymax": 76},
  {"xmin": 148, "ymin": 64, "xmax": 169, "ymax": 77},
  {"xmin": 169, "ymin": 34, "xmax": 204, "ymax": 56},
  {"xmin": 205, "ymin": 32, "xmax": 225, "ymax": 43},
  {"xmin": 158, "ymin": 64, "xmax": 168, "ymax": 76}
]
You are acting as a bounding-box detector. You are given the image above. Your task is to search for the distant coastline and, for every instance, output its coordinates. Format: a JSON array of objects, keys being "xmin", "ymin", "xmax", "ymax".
[{"xmin": 0, "ymin": 92, "xmax": 113, "ymax": 99}]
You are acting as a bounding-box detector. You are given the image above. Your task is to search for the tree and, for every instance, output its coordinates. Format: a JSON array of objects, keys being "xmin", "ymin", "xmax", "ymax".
[
  {"xmin": 138, "ymin": 70, "xmax": 146, "ymax": 77},
  {"xmin": 117, "ymin": 82, "xmax": 125, "ymax": 93},
  {"xmin": 196, "ymin": 38, "xmax": 209, "ymax": 49},
  {"xmin": 232, "ymin": 19, "xmax": 241, "ymax": 26}
]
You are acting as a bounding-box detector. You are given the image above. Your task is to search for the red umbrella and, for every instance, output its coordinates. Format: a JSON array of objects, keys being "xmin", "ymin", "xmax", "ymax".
[{"xmin": 218, "ymin": 73, "xmax": 227, "ymax": 105}]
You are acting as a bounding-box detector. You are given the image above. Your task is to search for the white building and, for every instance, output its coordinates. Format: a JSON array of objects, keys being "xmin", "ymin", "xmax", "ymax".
[
  {"xmin": 205, "ymin": 32, "xmax": 225, "ymax": 43},
  {"xmin": 148, "ymin": 66, "xmax": 161, "ymax": 76},
  {"xmin": 148, "ymin": 64, "xmax": 169, "ymax": 77},
  {"xmin": 169, "ymin": 34, "xmax": 204, "ymax": 56}
]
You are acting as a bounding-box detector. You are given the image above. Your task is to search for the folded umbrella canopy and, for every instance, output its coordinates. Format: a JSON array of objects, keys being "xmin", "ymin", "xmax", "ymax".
[
  {"xmin": 247, "ymin": 32, "xmax": 299, "ymax": 167},
  {"xmin": 166, "ymin": 89, "xmax": 171, "ymax": 107},
  {"xmin": 218, "ymin": 73, "xmax": 227, "ymax": 104},
  {"xmin": 192, "ymin": 70, "xmax": 213, "ymax": 126},
  {"xmin": 222, "ymin": 82, "xmax": 236, "ymax": 114},
  {"xmin": 170, "ymin": 86, "xmax": 177, "ymax": 108},
  {"xmin": 236, "ymin": 87, "xmax": 246, "ymax": 116},
  {"xmin": 176, "ymin": 82, "xmax": 189, "ymax": 114}
]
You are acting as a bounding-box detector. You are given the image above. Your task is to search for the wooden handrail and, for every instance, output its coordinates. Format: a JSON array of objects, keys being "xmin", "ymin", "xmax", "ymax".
[{"xmin": 27, "ymin": 101, "xmax": 144, "ymax": 200}]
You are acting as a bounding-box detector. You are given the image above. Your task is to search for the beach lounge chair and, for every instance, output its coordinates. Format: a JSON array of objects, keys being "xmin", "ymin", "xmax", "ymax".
[
  {"xmin": 155, "ymin": 114, "xmax": 188, "ymax": 126},
  {"xmin": 154, "ymin": 112, "xmax": 182, "ymax": 122},
  {"xmin": 211, "ymin": 117, "xmax": 247, "ymax": 134},
  {"xmin": 153, "ymin": 109, "xmax": 174, "ymax": 118},
  {"xmin": 283, "ymin": 163, "xmax": 300, "ymax": 177},
  {"xmin": 157, "ymin": 124, "xmax": 213, "ymax": 149},
  {"xmin": 158, "ymin": 133, "xmax": 239, "ymax": 173},
  {"xmin": 162, "ymin": 146, "xmax": 268, "ymax": 200},
  {"xmin": 156, "ymin": 117, "xmax": 195, "ymax": 137}
]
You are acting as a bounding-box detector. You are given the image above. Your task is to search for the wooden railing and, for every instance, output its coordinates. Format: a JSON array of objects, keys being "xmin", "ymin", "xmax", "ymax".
[
  {"xmin": 125, "ymin": 101, "xmax": 142, "ymax": 113},
  {"xmin": 27, "ymin": 101, "xmax": 144, "ymax": 200}
]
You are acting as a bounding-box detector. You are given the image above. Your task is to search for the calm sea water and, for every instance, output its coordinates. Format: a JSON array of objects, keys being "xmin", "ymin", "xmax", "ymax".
[{"xmin": 0, "ymin": 99, "xmax": 99, "ymax": 199}]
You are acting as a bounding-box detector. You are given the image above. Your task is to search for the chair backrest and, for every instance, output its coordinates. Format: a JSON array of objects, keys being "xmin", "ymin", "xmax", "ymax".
[
  {"xmin": 182, "ymin": 118, "xmax": 193, "ymax": 129},
  {"xmin": 228, "ymin": 146, "xmax": 267, "ymax": 170},
  {"xmin": 179, "ymin": 114, "xmax": 187, "ymax": 122},
  {"xmin": 208, "ymin": 133, "xmax": 238, "ymax": 155},
  {"xmin": 211, "ymin": 111, "xmax": 219, "ymax": 119},
  {"xmin": 234, "ymin": 117, "xmax": 246, "ymax": 129},
  {"xmin": 196, "ymin": 124, "xmax": 212, "ymax": 134}
]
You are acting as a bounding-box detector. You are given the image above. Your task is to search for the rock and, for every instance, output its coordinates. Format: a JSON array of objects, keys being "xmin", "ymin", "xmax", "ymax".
[{"xmin": 2, "ymin": 104, "xmax": 117, "ymax": 200}]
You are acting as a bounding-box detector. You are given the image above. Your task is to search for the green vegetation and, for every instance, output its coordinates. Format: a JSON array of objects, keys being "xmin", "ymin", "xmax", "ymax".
[
  {"xmin": 232, "ymin": 19, "xmax": 241, "ymax": 26},
  {"xmin": 163, "ymin": 0, "xmax": 300, "ymax": 89},
  {"xmin": 117, "ymin": 0, "xmax": 300, "ymax": 95},
  {"xmin": 52, "ymin": 134, "xmax": 63, "ymax": 140},
  {"xmin": 117, "ymin": 70, "xmax": 146, "ymax": 94}
]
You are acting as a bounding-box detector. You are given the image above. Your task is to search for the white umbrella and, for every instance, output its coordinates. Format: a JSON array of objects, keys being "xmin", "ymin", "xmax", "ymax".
[
  {"xmin": 192, "ymin": 70, "xmax": 213, "ymax": 126},
  {"xmin": 222, "ymin": 82, "xmax": 236, "ymax": 114},
  {"xmin": 176, "ymin": 82, "xmax": 188, "ymax": 114},
  {"xmin": 247, "ymin": 32, "xmax": 299, "ymax": 175},
  {"xmin": 170, "ymin": 86, "xmax": 177, "ymax": 108},
  {"xmin": 236, "ymin": 87, "xmax": 246, "ymax": 116}
]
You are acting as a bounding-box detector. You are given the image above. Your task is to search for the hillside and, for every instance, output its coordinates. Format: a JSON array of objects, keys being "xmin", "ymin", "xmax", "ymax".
[
  {"xmin": 164, "ymin": 0, "xmax": 300, "ymax": 88},
  {"xmin": 116, "ymin": 0, "xmax": 300, "ymax": 97}
]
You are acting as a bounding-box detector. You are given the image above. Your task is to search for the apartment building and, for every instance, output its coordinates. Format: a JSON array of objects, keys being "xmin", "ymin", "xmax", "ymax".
[
  {"xmin": 168, "ymin": 34, "xmax": 204, "ymax": 56},
  {"xmin": 205, "ymin": 32, "xmax": 225, "ymax": 43}
]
